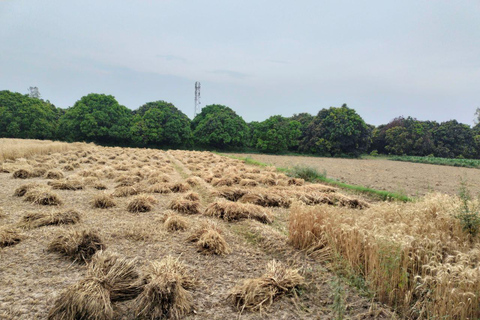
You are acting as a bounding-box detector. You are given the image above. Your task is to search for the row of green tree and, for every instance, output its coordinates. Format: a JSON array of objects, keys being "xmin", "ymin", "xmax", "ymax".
[{"xmin": 1, "ymin": 90, "xmax": 479, "ymax": 158}]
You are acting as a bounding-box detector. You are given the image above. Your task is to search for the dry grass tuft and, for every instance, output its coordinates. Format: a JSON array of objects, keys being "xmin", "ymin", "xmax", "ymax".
[
  {"xmin": 112, "ymin": 186, "xmax": 142, "ymax": 197},
  {"xmin": 213, "ymin": 187, "xmax": 250, "ymax": 202},
  {"xmin": 163, "ymin": 213, "xmax": 189, "ymax": 232},
  {"xmin": 127, "ymin": 194, "xmax": 157, "ymax": 213},
  {"xmin": 47, "ymin": 278, "xmax": 113, "ymax": 320},
  {"xmin": 297, "ymin": 192, "xmax": 369, "ymax": 209},
  {"xmin": 184, "ymin": 192, "xmax": 200, "ymax": 202},
  {"xmin": 31, "ymin": 167, "xmax": 47, "ymax": 178},
  {"xmin": 0, "ymin": 226, "xmax": 25, "ymax": 248},
  {"xmin": 239, "ymin": 193, "xmax": 291, "ymax": 208},
  {"xmin": 212, "ymin": 177, "xmax": 234, "ymax": 187},
  {"xmin": 168, "ymin": 199, "xmax": 201, "ymax": 215},
  {"xmin": 134, "ymin": 256, "xmax": 197, "ymax": 319},
  {"xmin": 24, "ymin": 186, "xmax": 63, "ymax": 206},
  {"xmin": 93, "ymin": 194, "xmax": 117, "ymax": 209},
  {"xmin": 301, "ymin": 184, "xmax": 338, "ymax": 193},
  {"xmin": 287, "ymin": 178, "xmax": 305, "ymax": 186},
  {"xmin": 48, "ymin": 229, "xmax": 106, "ymax": 263},
  {"xmin": 88, "ymin": 251, "xmax": 144, "ymax": 302},
  {"xmin": 92, "ymin": 182, "xmax": 108, "ymax": 190},
  {"xmin": 229, "ymin": 260, "xmax": 304, "ymax": 312},
  {"xmin": 20, "ymin": 209, "xmax": 81, "ymax": 228},
  {"xmin": 13, "ymin": 182, "xmax": 40, "ymax": 197},
  {"xmin": 239, "ymin": 179, "xmax": 258, "ymax": 187},
  {"xmin": 169, "ymin": 182, "xmax": 191, "ymax": 193},
  {"xmin": 12, "ymin": 168, "xmax": 32, "ymax": 179},
  {"xmin": 187, "ymin": 222, "xmax": 231, "ymax": 255},
  {"xmin": 45, "ymin": 170, "xmax": 64, "ymax": 180},
  {"xmin": 48, "ymin": 179, "xmax": 84, "ymax": 190},
  {"xmin": 185, "ymin": 176, "xmax": 202, "ymax": 187},
  {"xmin": 147, "ymin": 175, "xmax": 170, "ymax": 184},
  {"xmin": 62, "ymin": 164, "xmax": 74, "ymax": 171},
  {"xmin": 147, "ymin": 183, "xmax": 172, "ymax": 194},
  {"xmin": 204, "ymin": 201, "xmax": 273, "ymax": 224}
]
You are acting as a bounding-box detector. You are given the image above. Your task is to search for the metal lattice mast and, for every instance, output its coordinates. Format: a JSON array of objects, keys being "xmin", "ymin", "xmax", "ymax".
[{"xmin": 194, "ymin": 81, "xmax": 201, "ymax": 117}]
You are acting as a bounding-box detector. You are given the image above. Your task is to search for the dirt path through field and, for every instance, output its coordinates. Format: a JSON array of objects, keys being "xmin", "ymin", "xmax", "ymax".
[{"xmin": 229, "ymin": 154, "xmax": 480, "ymax": 197}]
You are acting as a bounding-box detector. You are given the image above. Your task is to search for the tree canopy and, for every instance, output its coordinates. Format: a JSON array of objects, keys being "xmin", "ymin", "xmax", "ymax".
[
  {"xmin": 0, "ymin": 90, "xmax": 59, "ymax": 139},
  {"xmin": 131, "ymin": 101, "xmax": 192, "ymax": 147},
  {"xmin": 300, "ymin": 104, "xmax": 371, "ymax": 157},
  {"xmin": 372, "ymin": 117, "xmax": 436, "ymax": 156},
  {"xmin": 432, "ymin": 120, "xmax": 476, "ymax": 158},
  {"xmin": 2, "ymin": 89, "xmax": 479, "ymax": 159},
  {"xmin": 58, "ymin": 93, "xmax": 132, "ymax": 143},
  {"xmin": 191, "ymin": 104, "xmax": 249, "ymax": 149},
  {"xmin": 251, "ymin": 115, "xmax": 301, "ymax": 153}
]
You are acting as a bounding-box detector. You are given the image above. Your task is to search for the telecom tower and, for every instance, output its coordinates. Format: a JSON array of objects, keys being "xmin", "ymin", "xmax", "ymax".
[{"xmin": 194, "ymin": 81, "xmax": 201, "ymax": 117}]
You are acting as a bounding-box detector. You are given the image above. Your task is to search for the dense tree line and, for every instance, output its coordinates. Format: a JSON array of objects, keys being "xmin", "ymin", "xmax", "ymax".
[{"xmin": 1, "ymin": 89, "xmax": 479, "ymax": 158}]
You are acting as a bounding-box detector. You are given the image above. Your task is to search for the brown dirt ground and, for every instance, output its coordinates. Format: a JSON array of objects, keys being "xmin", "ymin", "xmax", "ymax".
[
  {"xmin": 0, "ymin": 146, "xmax": 395, "ymax": 320},
  {"xmin": 230, "ymin": 154, "xmax": 480, "ymax": 197}
]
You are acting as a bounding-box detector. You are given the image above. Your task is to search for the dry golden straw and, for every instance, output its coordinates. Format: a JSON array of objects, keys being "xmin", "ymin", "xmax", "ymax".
[
  {"xmin": 92, "ymin": 194, "xmax": 117, "ymax": 209},
  {"xmin": 24, "ymin": 186, "xmax": 63, "ymax": 206},
  {"xmin": 229, "ymin": 260, "xmax": 304, "ymax": 312},
  {"xmin": 0, "ymin": 226, "xmax": 25, "ymax": 248},
  {"xmin": 288, "ymin": 194, "xmax": 480, "ymax": 319},
  {"xmin": 20, "ymin": 209, "xmax": 81, "ymax": 229},
  {"xmin": 134, "ymin": 256, "xmax": 197, "ymax": 319},
  {"xmin": 204, "ymin": 201, "xmax": 273, "ymax": 224},
  {"xmin": 187, "ymin": 222, "xmax": 231, "ymax": 255},
  {"xmin": 163, "ymin": 213, "xmax": 189, "ymax": 232},
  {"xmin": 127, "ymin": 194, "xmax": 157, "ymax": 213},
  {"xmin": 48, "ymin": 228, "xmax": 106, "ymax": 263},
  {"xmin": 168, "ymin": 198, "xmax": 201, "ymax": 215}
]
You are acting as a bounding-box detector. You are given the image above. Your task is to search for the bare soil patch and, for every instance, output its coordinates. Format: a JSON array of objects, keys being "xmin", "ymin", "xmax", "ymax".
[{"xmin": 230, "ymin": 154, "xmax": 480, "ymax": 197}]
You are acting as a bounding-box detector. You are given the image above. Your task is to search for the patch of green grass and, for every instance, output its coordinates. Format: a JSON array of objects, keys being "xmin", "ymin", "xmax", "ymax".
[
  {"xmin": 388, "ymin": 155, "xmax": 480, "ymax": 169},
  {"xmin": 221, "ymin": 153, "xmax": 411, "ymax": 202},
  {"xmin": 289, "ymin": 165, "xmax": 327, "ymax": 181}
]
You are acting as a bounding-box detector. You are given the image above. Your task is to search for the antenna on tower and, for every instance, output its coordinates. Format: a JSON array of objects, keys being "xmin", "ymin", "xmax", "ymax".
[{"xmin": 194, "ymin": 81, "xmax": 201, "ymax": 117}]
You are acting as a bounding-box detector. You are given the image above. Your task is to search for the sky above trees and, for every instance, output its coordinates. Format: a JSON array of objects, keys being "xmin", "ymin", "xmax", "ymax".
[{"xmin": 1, "ymin": 1, "xmax": 479, "ymax": 125}]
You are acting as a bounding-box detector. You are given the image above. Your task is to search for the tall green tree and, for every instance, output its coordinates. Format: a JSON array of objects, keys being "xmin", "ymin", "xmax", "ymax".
[
  {"xmin": 432, "ymin": 120, "xmax": 476, "ymax": 158},
  {"xmin": 252, "ymin": 115, "xmax": 301, "ymax": 153},
  {"xmin": 289, "ymin": 112, "xmax": 314, "ymax": 151},
  {"xmin": 0, "ymin": 90, "xmax": 58, "ymax": 139},
  {"xmin": 58, "ymin": 93, "xmax": 131, "ymax": 143},
  {"xmin": 383, "ymin": 117, "xmax": 436, "ymax": 156},
  {"xmin": 300, "ymin": 104, "xmax": 371, "ymax": 157},
  {"xmin": 191, "ymin": 104, "xmax": 249, "ymax": 149},
  {"xmin": 130, "ymin": 101, "xmax": 192, "ymax": 147}
]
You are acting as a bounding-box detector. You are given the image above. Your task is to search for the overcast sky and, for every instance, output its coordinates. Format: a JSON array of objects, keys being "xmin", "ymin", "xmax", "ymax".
[{"xmin": 1, "ymin": 1, "xmax": 479, "ymax": 125}]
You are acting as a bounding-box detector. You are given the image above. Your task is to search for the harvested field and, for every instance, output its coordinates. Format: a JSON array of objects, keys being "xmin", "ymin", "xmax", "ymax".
[
  {"xmin": 3, "ymin": 140, "xmax": 450, "ymax": 319},
  {"xmin": 230, "ymin": 153, "xmax": 480, "ymax": 196}
]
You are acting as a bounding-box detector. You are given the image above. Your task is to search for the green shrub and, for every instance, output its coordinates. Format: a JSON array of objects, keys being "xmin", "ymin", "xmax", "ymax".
[
  {"xmin": 455, "ymin": 181, "xmax": 480, "ymax": 237},
  {"xmin": 289, "ymin": 166, "xmax": 326, "ymax": 182}
]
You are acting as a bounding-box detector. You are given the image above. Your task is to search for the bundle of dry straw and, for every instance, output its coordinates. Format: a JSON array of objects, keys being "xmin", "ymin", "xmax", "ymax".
[
  {"xmin": 134, "ymin": 256, "xmax": 197, "ymax": 319},
  {"xmin": 187, "ymin": 222, "xmax": 231, "ymax": 255},
  {"xmin": 205, "ymin": 201, "xmax": 273, "ymax": 224},
  {"xmin": 229, "ymin": 260, "xmax": 304, "ymax": 312}
]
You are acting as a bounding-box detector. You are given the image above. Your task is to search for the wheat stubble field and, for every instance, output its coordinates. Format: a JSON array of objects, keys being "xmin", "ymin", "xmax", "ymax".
[
  {"xmin": 230, "ymin": 153, "xmax": 480, "ymax": 197},
  {"xmin": 0, "ymin": 140, "xmax": 393, "ymax": 320},
  {"xmin": 1, "ymin": 140, "xmax": 480, "ymax": 319}
]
